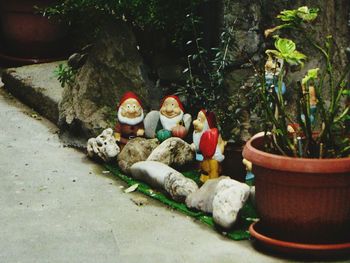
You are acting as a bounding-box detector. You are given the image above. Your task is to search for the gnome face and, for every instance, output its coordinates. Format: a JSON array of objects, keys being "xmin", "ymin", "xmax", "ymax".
[
  {"xmin": 160, "ymin": 97, "xmax": 182, "ymax": 118},
  {"xmin": 193, "ymin": 111, "xmax": 208, "ymax": 133},
  {"xmin": 159, "ymin": 97, "xmax": 184, "ymax": 131},
  {"xmin": 118, "ymin": 98, "xmax": 144, "ymax": 125}
]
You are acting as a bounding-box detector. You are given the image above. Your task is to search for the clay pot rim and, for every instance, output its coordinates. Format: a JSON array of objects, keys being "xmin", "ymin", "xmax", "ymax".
[
  {"xmin": 249, "ymin": 221, "xmax": 350, "ymax": 251},
  {"xmin": 242, "ymin": 134, "xmax": 350, "ymax": 174}
]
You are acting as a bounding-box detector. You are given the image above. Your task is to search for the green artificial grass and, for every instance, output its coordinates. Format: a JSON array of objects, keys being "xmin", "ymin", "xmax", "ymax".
[{"xmin": 105, "ymin": 163, "xmax": 258, "ymax": 241}]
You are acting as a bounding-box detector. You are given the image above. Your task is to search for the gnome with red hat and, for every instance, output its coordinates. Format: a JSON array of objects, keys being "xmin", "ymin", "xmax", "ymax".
[
  {"xmin": 143, "ymin": 95, "xmax": 191, "ymax": 141},
  {"xmin": 114, "ymin": 91, "xmax": 145, "ymax": 146},
  {"xmin": 192, "ymin": 109, "xmax": 226, "ymax": 183},
  {"xmin": 192, "ymin": 109, "xmax": 217, "ymax": 160}
]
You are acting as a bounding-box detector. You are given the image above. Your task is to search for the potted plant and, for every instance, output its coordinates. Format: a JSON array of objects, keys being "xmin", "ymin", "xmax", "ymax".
[
  {"xmin": 0, "ymin": 0, "xmax": 69, "ymax": 65},
  {"xmin": 242, "ymin": 6, "xmax": 350, "ymax": 251}
]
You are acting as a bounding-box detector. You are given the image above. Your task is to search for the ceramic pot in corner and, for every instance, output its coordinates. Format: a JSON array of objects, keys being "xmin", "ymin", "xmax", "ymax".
[
  {"xmin": 243, "ymin": 134, "xmax": 350, "ymax": 244},
  {"xmin": 0, "ymin": 0, "xmax": 69, "ymax": 60}
]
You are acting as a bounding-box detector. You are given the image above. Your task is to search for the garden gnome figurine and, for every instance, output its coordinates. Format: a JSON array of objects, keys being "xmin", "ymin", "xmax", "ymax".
[
  {"xmin": 144, "ymin": 95, "xmax": 191, "ymax": 142},
  {"xmin": 301, "ymin": 83, "xmax": 318, "ymax": 124},
  {"xmin": 265, "ymin": 55, "xmax": 286, "ymax": 95},
  {"xmin": 192, "ymin": 109, "xmax": 217, "ymax": 161},
  {"xmin": 114, "ymin": 91, "xmax": 145, "ymax": 146},
  {"xmin": 199, "ymin": 128, "xmax": 226, "ymax": 183}
]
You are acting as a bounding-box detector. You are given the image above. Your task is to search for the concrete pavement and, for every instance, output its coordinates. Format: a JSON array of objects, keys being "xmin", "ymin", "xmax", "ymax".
[
  {"xmin": 1, "ymin": 83, "xmax": 349, "ymax": 263},
  {"xmin": 0, "ymin": 86, "xmax": 288, "ymax": 263}
]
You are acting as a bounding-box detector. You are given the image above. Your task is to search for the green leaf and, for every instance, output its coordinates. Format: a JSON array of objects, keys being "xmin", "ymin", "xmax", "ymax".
[
  {"xmin": 342, "ymin": 90, "xmax": 350, "ymax": 96},
  {"xmin": 277, "ymin": 9, "xmax": 298, "ymax": 22},
  {"xmin": 275, "ymin": 38, "xmax": 296, "ymax": 54},
  {"xmin": 265, "ymin": 49, "xmax": 281, "ymax": 58},
  {"xmin": 334, "ymin": 107, "xmax": 350, "ymax": 123},
  {"xmin": 296, "ymin": 6, "xmax": 318, "ymax": 22},
  {"xmin": 267, "ymin": 37, "xmax": 306, "ymax": 66},
  {"xmin": 302, "ymin": 68, "xmax": 319, "ymax": 85},
  {"xmin": 277, "ymin": 6, "xmax": 318, "ymax": 23}
]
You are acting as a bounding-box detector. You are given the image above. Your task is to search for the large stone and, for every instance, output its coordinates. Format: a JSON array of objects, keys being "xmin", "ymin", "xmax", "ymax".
[
  {"xmin": 130, "ymin": 161, "xmax": 170, "ymax": 188},
  {"xmin": 212, "ymin": 178, "xmax": 250, "ymax": 229},
  {"xmin": 185, "ymin": 176, "xmax": 250, "ymax": 229},
  {"xmin": 147, "ymin": 137, "xmax": 195, "ymax": 169},
  {"xmin": 164, "ymin": 172, "xmax": 198, "ymax": 202},
  {"xmin": 223, "ymin": 0, "xmax": 263, "ymax": 64},
  {"xmin": 117, "ymin": 138, "xmax": 159, "ymax": 174},
  {"xmin": 58, "ymin": 22, "xmax": 159, "ymax": 138},
  {"xmin": 185, "ymin": 177, "xmax": 228, "ymax": 213},
  {"xmin": 2, "ymin": 61, "xmax": 63, "ymax": 124},
  {"xmin": 130, "ymin": 161, "xmax": 198, "ymax": 202}
]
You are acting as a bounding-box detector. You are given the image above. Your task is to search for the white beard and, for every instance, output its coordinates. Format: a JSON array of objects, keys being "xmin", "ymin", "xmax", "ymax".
[
  {"xmin": 118, "ymin": 109, "xmax": 144, "ymax": 126},
  {"xmin": 160, "ymin": 111, "xmax": 184, "ymax": 131},
  {"xmin": 192, "ymin": 121, "xmax": 209, "ymax": 151},
  {"xmin": 213, "ymin": 146, "xmax": 225, "ymax": 162}
]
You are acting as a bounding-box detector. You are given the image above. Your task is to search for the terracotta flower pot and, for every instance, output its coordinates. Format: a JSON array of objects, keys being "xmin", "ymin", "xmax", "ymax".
[
  {"xmin": 243, "ymin": 135, "xmax": 350, "ymax": 244},
  {"xmin": 0, "ymin": 0, "xmax": 68, "ymax": 60}
]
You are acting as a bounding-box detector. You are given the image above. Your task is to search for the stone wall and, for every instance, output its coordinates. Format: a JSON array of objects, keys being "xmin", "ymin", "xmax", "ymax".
[
  {"xmin": 59, "ymin": 22, "xmax": 158, "ymax": 137},
  {"xmin": 221, "ymin": 0, "xmax": 350, "ymax": 137},
  {"xmin": 59, "ymin": 1, "xmax": 350, "ymax": 138},
  {"xmin": 223, "ymin": 0, "xmax": 350, "ymax": 91}
]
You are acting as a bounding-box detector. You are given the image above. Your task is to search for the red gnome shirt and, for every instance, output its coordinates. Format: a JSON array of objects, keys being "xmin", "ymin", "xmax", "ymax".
[{"xmin": 115, "ymin": 122, "xmax": 144, "ymax": 145}]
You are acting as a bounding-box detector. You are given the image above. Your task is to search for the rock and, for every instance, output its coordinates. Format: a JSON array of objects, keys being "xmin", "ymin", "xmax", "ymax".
[
  {"xmin": 185, "ymin": 177, "xmax": 228, "ymax": 213},
  {"xmin": 86, "ymin": 128, "xmax": 120, "ymax": 162},
  {"xmin": 130, "ymin": 161, "xmax": 198, "ymax": 201},
  {"xmin": 147, "ymin": 137, "xmax": 195, "ymax": 168},
  {"xmin": 164, "ymin": 172, "xmax": 198, "ymax": 202},
  {"xmin": 117, "ymin": 138, "xmax": 159, "ymax": 174},
  {"xmin": 67, "ymin": 52, "xmax": 87, "ymax": 70},
  {"xmin": 185, "ymin": 176, "xmax": 250, "ymax": 229},
  {"xmin": 58, "ymin": 21, "xmax": 159, "ymax": 138},
  {"xmin": 130, "ymin": 161, "xmax": 170, "ymax": 188},
  {"xmin": 223, "ymin": 0, "xmax": 262, "ymax": 64},
  {"xmin": 212, "ymin": 178, "xmax": 250, "ymax": 229}
]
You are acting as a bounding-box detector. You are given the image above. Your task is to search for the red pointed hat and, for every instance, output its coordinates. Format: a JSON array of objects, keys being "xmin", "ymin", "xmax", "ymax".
[
  {"xmin": 200, "ymin": 109, "xmax": 217, "ymax": 129},
  {"xmin": 118, "ymin": 91, "xmax": 142, "ymax": 109},
  {"xmin": 199, "ymin": 128, "xmax": 219, "ymax": 159},
  {"xmin": 160, "ymin": 95, "xmax": 185, "ymax": 112}
]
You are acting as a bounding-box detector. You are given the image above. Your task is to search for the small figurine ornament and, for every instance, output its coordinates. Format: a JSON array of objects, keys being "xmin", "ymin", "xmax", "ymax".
[
  {"xmin": 114, "ymin": 91, "xmax": 145, "ymax": 146},
  {"xmin": 144, "ymin": 95, "xmax": 191, "ymax": 141},
  {"xmin": 301, "ymin": 83, "xmax": 318, "ymax": 124},
  {"xmin": 265, "ymin": 55, "xmax": 286, "ymax": 95},
  {"xmin": 192, "ymin": 109, "xmax": 226, "ymax": 183},
  {"xmin": 192, "ymin": 109, "xmax": 217, "ymax": 161},
  {"xmin": 198, "ymin": 127, "xmax": 226, "ymax": 183}
]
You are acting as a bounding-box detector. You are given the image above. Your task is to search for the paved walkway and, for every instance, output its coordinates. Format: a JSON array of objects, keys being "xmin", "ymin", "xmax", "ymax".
[{"xmin": 0, "ymin": 86, "xmax": 346, "ymax": 263}]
